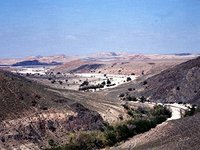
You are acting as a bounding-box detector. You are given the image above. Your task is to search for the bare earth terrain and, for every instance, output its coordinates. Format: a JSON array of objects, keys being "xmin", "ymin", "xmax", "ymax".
[{"xmin": 0, "ymin": 53, "xmax": 200, "ymax": 149}]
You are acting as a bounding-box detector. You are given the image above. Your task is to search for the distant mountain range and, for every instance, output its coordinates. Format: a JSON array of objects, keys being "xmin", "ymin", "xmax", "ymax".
[
  {"xmin": 0, "ymin": 52, "xmax": 199, "ymax": 66},
  {"xmin": 12, "ymin": 60, "xmax": 62, "ymax": 66}
]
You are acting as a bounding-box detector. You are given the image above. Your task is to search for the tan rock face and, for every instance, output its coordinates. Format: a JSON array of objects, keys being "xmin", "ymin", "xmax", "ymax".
[
  {"xmin": 2, "ymin": 110, "xmax": 76, "ymax": 128},
  {"xmin": 0, "ymin": 109, "xmax": 76, "ymax": 149}
]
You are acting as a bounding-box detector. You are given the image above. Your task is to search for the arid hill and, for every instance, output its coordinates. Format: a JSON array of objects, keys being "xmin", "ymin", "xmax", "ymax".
[
  {"xmin": 109, "ymin": 57, "xmax": 200, "ymax": 150},
  {"xmin": 0, "ymin": 70, "xmax": 105, "ymax": 149},
  {"xmin": 70, "ymin": 63, "xmax": 104, "ymax": 73},
  {"xmin": 109, "ymin": 57, "xmax": 200, "ymax": 104},
  {"xmin": 12, "ymin": 60, "xmax": 62, "ymax": 66},
  {"xmin": 139, "ymin": 56, "xmax": 200, "ymax": 104}
]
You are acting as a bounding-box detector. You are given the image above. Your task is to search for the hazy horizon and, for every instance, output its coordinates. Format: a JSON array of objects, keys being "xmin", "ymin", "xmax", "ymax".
[
  {"xmin": 0, "ymin": 0, "xmax": 200, "ymax": 58},
  {"xmin": 1, "ymin": 51, "xmax": 199, "ymax": 59}
]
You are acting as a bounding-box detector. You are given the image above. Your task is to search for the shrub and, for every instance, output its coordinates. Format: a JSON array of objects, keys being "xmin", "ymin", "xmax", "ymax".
[
  {"xmin": 184, "ymin": 105, "xmax": 197, "ymax": 117},
  {"xmin": 151, "ymin": 105, "xmax": 171, "ymax": 118},
  {"xmin": 122, "ymin": 103, "xmax": 129, "ymax": 110},
  {"xmin": 101, "ymin": 81, "xmax": 106, "ymax": 86},
  {"xmin": 152, "ymin": 115, "xmax": 167, "ymax": 124},
  {"xmin": 126, "ymin": 95, "xmax": 137, "ymax": 101},
  {"xmin": 119, "ymin": 93, "xmax": 125, "ymax": 97},
  {"xmin": 143, "ymin": 81, "xmax": 147, "ymax": 85},
  {"xmin": 128, "ymin": 88, "xmax": 132, "ymax": 91},
  {"xmin": 80, "ymin": 80, "xmax": 89, "ymax": 86},
  {"xmin": 1, "ymin": 137, "xmax": 5, "ymax": 143},
  {"xmin": 105, "ymin": 129, "xmax": 117, "ymax": 146},
  {"xmin": 58, "ymin": 81, "xmax": 63, "ymax": 85},
  {"xmin": 51, "ymin": 80, "xmax": 56, "ymax": 84},
  {"xmin": 115, "ymin": 124, "xmax": 130, "ymax": 141},
  {"xmin": 31, "ymin": 100, "xmax": 37, "ymax": 107},
  {"xmin": 142, "ymin": 71, "xmax": 144, "ymax": 75},
  {"xmin": 127, "ymin": 77, "xmax": 132, "ymax": 82},
  {"xmin": 139, "ymin": 96, "xmax": 146, "ymax": 103},
  {"xmin": 118, "ymin": 114, "xmax": 123, "ymax": 120},
  {"xmin": 137, "ymin": 107, "xmax": 148, "ymax": 114},
  {"xmin": 61, "ymin": 132, "xmax": 108, "ymax": 150},
  {"xmin": 49, "ymin": 139, "xmax": 56, "ymax": 147},
  {"xmin": 107, "ymin": 79, "xmax": 111, "ymax": 85},
  {"xmin": 35, "ymin": 94, "xmax": 41, "ymax": 99},
  {"xmin": 178, "ymin": 101, "xmax": 183, "ymax": 104},
  {"xmin": 134, "ymin": 120, "xmax": 153, "ymax": 133},
  {"xmin": 127, "ymin": 110, "xmax": 134, "ymax": 116}
]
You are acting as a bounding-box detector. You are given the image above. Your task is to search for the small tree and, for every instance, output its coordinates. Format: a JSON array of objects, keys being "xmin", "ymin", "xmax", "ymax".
[
  {"xmin": 140, "ymin": 96, "xmax": 146, "ymax": 103},
  {"xmin": 48, "ymin": 139, "xmax": 56, "ymax": 147},
  {"xmin": 80, "ymin": 80, "xmax": 89, "ymax": 86},
  {"xmin": 119, "ymin": 93, "xmax": 125, "ymax": 97},
  {"xmin": 107, "ymin": 79, "xmax": 111, "ymax": 85},
  {"xmin": 101, "ymin": 81, "xmax": 106, "ymax": 86},
  {"xmin": 51, "ymin": 80, "xmax": 56, "ymax": 84},
  {"xmin": 143, "ymin": 81, "xmax": 147, "ymax": 85},
  {"xmin": 128, "ymin": 88, "xmax": 132, "ymax": 91},
  {"xmin": 127, "ymin": 77, "xmax": 132, "ymax": 82}
]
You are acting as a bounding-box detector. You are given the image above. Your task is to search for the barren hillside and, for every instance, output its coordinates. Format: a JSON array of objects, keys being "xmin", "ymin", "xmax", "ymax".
[
  {"xmin": 114, "ymin": 113, "xmax": 200, "ymax": 150},
  {"xmin": 138, "ymin": 56, "xmax": 200, "ymax": 104},
  {"xmin": 0, "ymin": 70, "xmax": 105, "ymax": 149},
  {"xmin": 107, "ymin": 57, "xmax": 200, "ymax": 104}
]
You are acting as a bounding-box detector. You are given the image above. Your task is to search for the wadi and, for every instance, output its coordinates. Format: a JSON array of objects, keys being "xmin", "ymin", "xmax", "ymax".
[{"xmin": 0, "ymin": 52, "xmax": 199, "ymax": 150}]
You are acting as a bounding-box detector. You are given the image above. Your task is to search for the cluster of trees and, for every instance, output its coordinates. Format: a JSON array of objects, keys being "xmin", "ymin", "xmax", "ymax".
[
  {"xmin": 119, "ymin": 93, "xmax": 148, "ymax": 103},
  {"xmin": 122, "ymin": 104, "xmax": 171, "ymax": 121},
  {"xmin": 79, "ymin": 78, "xmax": 117, "ymax": 91},
  {"xmin": 47, "ymin": 105, "xmax": 171, "ymax": 150},
  {"xmin": 126, "ymin": 77, "xmax": 132, "ymax": 82},
  {"xmin": 79, "ymin": 84, "xmax": 104, "ymax": 91}
]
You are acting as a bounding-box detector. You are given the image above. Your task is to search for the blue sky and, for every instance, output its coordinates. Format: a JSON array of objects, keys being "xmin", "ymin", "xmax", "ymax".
[{"xmin": 0, "ymin": 0, "xmax": 200, "ymax": 58}]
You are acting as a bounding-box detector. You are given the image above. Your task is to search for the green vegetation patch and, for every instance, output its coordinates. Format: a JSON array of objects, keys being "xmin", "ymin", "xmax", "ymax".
[{"xmin": 47, "ymin": 105, "xmax": 171, "ymax": 150}]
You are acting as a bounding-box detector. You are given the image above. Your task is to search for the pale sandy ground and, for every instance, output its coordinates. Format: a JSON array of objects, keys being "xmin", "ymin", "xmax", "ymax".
[
  {"xmin": 11, "ymin": 68, "xmax": 137, "ymax": 91},
  {"xmin": 165, "ymin": 103, "xmax": 191, "ymax": 121},
  {"xmin": 75, "ymin": 73, "xmax": 137, "ymax": 90},
  {"xmin": 11, "ymin": 66, "xmax": 54, "ymax": 75}
]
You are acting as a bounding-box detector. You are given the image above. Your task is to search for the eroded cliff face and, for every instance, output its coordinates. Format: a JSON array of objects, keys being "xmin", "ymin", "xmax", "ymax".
[{"xmin": 0, "ymin": 103, "xmax": 105, "ymax": 149}]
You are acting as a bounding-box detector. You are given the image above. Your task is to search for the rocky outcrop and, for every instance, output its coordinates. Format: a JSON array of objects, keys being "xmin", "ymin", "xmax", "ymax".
[{"xmin": 0, "ymin": 103, "xmax": 105, "ymax": 149}]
